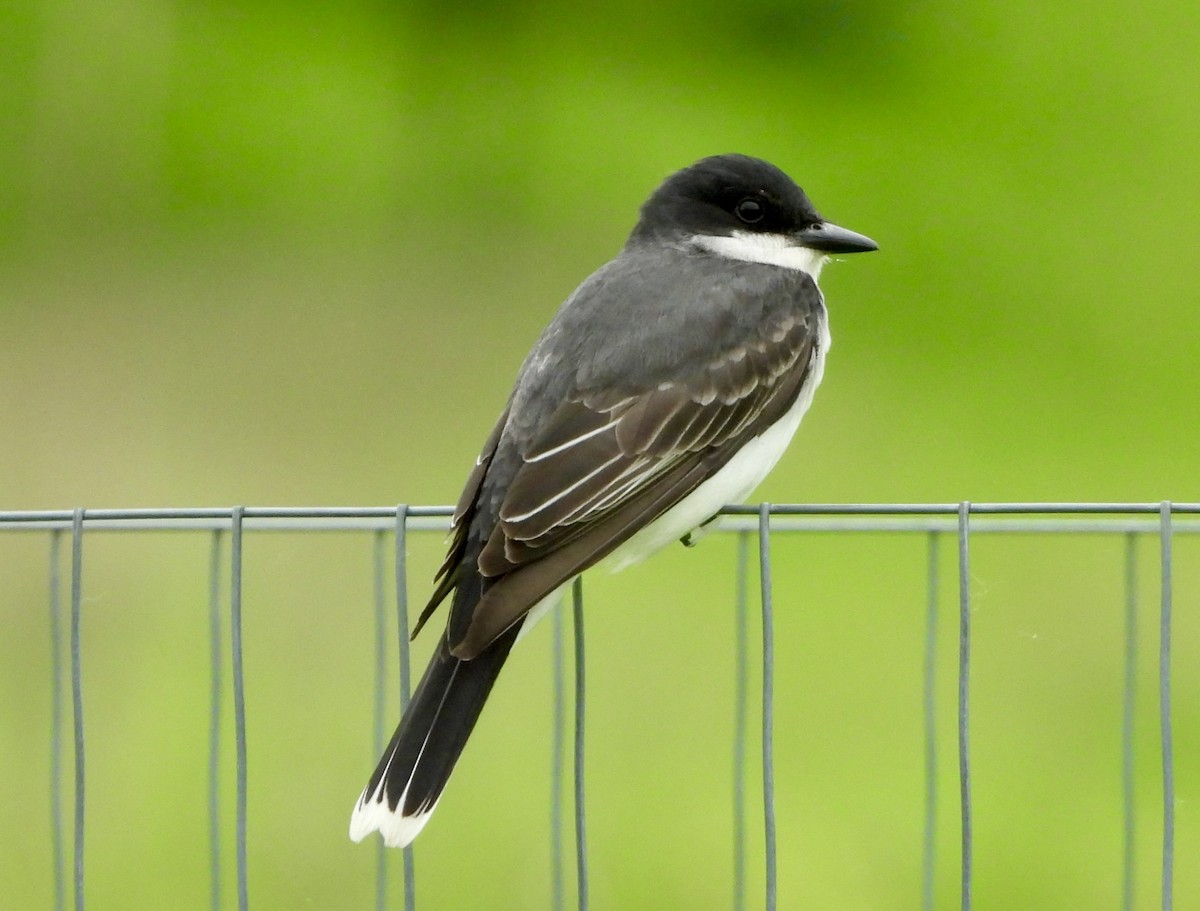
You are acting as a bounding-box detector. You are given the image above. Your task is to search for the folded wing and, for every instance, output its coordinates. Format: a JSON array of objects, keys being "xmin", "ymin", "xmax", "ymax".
[{"xmin": 442, "ymin": 308, "xmax": 817, "ymax": 657}]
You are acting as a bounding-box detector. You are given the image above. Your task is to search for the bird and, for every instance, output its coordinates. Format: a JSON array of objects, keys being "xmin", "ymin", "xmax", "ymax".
[{"xmin": 349, "ymin": 153, "xmax": 877, "ymax": 848}]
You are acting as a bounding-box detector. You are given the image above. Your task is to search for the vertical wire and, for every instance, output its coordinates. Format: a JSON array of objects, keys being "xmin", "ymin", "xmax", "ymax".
[
  {"xmin": 733, "ymin": 532, "xmax": 750, "ymax": 911},
  {"xmin": 757, "ymin": 504, "xmax": 777, "ymax": 911},
  {"xmin": 551, "ymin": 597, "xmax": 566, "ymax": 911},
  {"xmin": 48, "ymin": 531, "xmax": 65, "ymax": 911},
  {"xmin": 1158, "ymin": 502, "xmax": 1173, "ymax": 911},
  {"xmin": 394, "ymin": 506, "xmax": 413, "ymax": 711},
  {"xmin": 208, "ymin": 531, "xmax": 225, "ymax": 911},
  {"xmin": 957, "ymin": 502, "xmax": 972, "ymax": 911},
  {"xmin": 1122, "ymin": 533, "xmax": 1137, "ymax": 911},
  {"xmin": 394, "ymin": 505, "xmax": 416, "ymax": 911},
  {"xmin": 70, "ymin": 509, "xmax": 85, "ymax": 911},
  {"xmin": 923, "ymin": 532, "xmax": 940, "ymax": 911},
  {"xmin": 572, "ymin": 577, "xmax": 589, "ymax": 911},
  {"xmin": 372, "ymin": 531, "xmax": 388, "ymax": 911},
  {"xmin": 230, "ymin": 507, "xmax": 248, "ymax": 911}
]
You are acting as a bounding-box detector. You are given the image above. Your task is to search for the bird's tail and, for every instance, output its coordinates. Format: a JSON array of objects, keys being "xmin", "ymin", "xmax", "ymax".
[{"xmin": 349, "ymin": 622, "xmax": 519, "ymax": 847}]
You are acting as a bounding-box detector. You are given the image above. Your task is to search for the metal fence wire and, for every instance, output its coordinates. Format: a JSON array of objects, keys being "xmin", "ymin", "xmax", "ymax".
[{"xmin": 2, "ymin": 502, "xmax": 1196, "ymax": 910}]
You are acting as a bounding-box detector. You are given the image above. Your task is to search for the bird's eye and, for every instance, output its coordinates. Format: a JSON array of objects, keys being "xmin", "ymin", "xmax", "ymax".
[{"xmin": 734, "ymin": 197, "xmax": 766, "ymax": 224}]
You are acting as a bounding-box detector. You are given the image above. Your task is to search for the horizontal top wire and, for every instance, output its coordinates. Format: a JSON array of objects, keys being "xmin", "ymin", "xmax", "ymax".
[{"xmin": 1, "ymin": 503, "xmax": 1197, "ymax": 533}]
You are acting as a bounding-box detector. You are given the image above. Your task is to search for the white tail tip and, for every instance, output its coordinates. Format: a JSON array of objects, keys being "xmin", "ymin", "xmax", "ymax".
[{"xmin": 349, "ymin": 784, "xmax": 437, "ymax": 848}]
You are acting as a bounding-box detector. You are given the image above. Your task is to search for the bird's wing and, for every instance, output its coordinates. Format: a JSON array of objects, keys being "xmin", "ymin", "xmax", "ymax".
[
  {"xmin": 484, "ymin": 309, "xmax": 813, "ymax": 569},
  {"xmin": 410, "ymin": 405, "xmax": 510, "ymax": 638},
  {"xmin": 448, "ymin": 303, "xmax": 821, "ymax": 658}
]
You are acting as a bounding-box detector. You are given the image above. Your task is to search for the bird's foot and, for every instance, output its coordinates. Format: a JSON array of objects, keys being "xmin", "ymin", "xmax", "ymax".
[{"xmin": 680, "ymin": 514, "xmax": 722, "ymax": 548}]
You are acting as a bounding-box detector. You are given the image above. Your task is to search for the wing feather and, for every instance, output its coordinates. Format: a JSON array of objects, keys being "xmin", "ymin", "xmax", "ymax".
[
  {"xmin": 475, "ymin": 310, "xmax": 818, "ymax": 582},
  {"xmin": 454, "ymin": 323, "xmax": 820, "ymax": 657},
  {"xmin": 412, "ymin": 405, "xmax": 511, "ymax": 638}
]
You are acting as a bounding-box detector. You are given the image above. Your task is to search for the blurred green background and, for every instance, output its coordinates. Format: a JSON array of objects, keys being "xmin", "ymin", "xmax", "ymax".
[{"xmin": 2, "ymin": 0, "xmax": 1198, "ymax": 908}]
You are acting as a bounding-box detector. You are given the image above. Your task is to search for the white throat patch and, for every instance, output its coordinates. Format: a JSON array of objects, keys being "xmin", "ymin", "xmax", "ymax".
[{"xmin": 691, "ymin": 231, "xmax": 827, "ymax": 279}]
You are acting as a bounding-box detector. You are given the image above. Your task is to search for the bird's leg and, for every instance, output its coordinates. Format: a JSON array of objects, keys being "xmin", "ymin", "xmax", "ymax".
[{"xmin": 680, "ymin": 513, "xmax": 722, "ymax": 548}]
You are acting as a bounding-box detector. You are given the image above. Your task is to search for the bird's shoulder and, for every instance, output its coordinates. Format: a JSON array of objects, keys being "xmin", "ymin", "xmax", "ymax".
[{"xmin": 514, "ymin": 245, "xmax": 824, "ymax": 427}]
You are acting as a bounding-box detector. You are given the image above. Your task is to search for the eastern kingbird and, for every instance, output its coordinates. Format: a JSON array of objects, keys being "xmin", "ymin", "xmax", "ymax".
[{"xmin": 350, "ymin": 154, "xmax": 876, "ymax": 847}]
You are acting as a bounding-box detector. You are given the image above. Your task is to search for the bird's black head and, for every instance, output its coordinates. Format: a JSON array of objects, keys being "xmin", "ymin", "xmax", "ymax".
[{"xmin": 628, "ymin": 154, "xmax": 877, "ymax": 260}]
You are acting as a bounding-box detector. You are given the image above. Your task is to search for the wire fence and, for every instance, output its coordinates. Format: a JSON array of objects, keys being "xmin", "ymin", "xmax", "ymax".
[{"xmin": 2, "ymin": 502, "xmax": 1197, "ymax": 910}]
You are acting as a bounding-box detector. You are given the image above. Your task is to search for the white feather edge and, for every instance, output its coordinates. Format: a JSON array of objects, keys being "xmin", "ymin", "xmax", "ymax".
[
  {"xmin": 348, "ymin": 663, "xmax": 463, "ymax": 847},
  {"xmin": 349, "ymin": 783, "xmax": 436, "ymax": 847},
  {"xmin": 605, "ymin": 313, "xmax": 829, "ymax": 570},
  {"xmin": 519, "ymin": 307, "xmax": 829, "ymax": 623}
]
